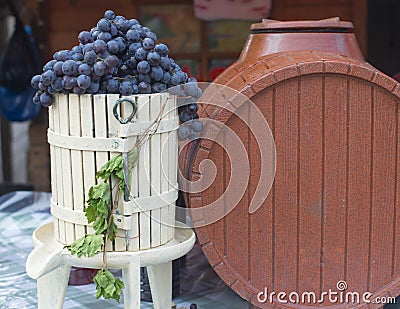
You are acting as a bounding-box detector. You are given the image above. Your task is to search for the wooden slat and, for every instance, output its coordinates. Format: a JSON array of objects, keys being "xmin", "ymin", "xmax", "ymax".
[
  {"xmin": 107, "ymin": 94, "xmax": 121, "ymax": 251},
  {"xmin": 273, "ymin": 80, "xmax": 299, "ymax": 293},
  {"xmin": 369, "ymin": 87, "xmax": 396, "ymax": 291},
  {"xmin": 346, "ymin": 80, "xmax": 371, "ymax": 294},
  {"xmin": 80, "ymin": 94, "xmax": 96, "ymax": 236},
  {"xmin": 58, "ymin": 95, "xmax": 75, "ymax": 244},
  {"xmin": 321, "ymin": 76, "xmax": 347, "ymax": 292},
  {"xmin": 298, "ymin": 75, "xmax": 323, "ymax": 296},
  {"xmin": 48, "ymin": 105, "xmax": 59, "ymax": 240},
  {"xmin": 395, "ymin": 100, "xmax": 400, "ymax": 279},
  {"xmin": 150, "ymin": 94, "xmax": 162, "ymax": 248},
  {"xmin": 138, "ymin": 95, "xmax": 152, "ymax": 250},
  {"xmin": 167, "ymin": 94, "xmax": 176, "ymax": 241},
  {"xmin": 69, "ymin": 94, "xmax": 86, "ymax": 240}
]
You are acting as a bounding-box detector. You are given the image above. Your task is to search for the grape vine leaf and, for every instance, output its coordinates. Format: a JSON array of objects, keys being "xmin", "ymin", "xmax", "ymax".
[
  {"xmin": 94, "ymin": 269, "xmax": 124, "ymax": 302},
  {"xmin": 65, "ymin": 234, "xmax": 104, "ymax": 258}
]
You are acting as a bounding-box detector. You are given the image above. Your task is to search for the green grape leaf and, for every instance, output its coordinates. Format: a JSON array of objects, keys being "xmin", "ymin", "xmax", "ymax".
[
  {"xmin": 93, "ymin": 217, "xmax": 108, "ymax": 234},
  {"xmin": 85, "ymin": 205, "xmax": 97, "ymax": 223},
  {"xmin": 96, "ymin": 154, "xmax": 123, "ymax": 180},
  {"xmin": 94, "ymin": 269, "xmax": 124, "ymax": 302},
  {"xmin": 107, "ymin": 219, "xmax": 118, "ymax": 241},
  {"xmin": 65, "ymin": 234, "xmax": 104, "ymax": 258}
]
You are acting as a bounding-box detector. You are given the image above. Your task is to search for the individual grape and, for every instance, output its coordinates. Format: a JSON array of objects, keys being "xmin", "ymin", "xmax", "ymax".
[
  {"xmin": 151, "ymin": 82, "xmax": 166, "ymax": 93},
  {"xmin": 97, "ymin": 18, "xmax": 111, "ymax": 32},
  {"xmin": 190, "ymin": 303, "xmax": 198, "ymax": 309},
  {"xmin": 83, "ymin": 43, "xmax": 94, "ymax": 53},
  {"xmin": 128, "ymin": 76, "xmax": 138, "ymax": 85},
  {"xmin": 43, "ymin": 60, "xmax": 57, "ymax": 71},
  {"xmin": 138, "ymin": 73, "xmax": 151, "ymax": 84},
  {"xmin": 86, "ymin": 82, "xmax": 100, "ymax": 94},
  {"xmin": 77, "ymin": 74, "xmax": 91, "ymax": 89},
  {"xmin": 126, "ymin": 29, "xmax": 140, "ymax": 42},
  {"xmin": 97, "ymin": 31, "xmax": 112, "ymax": 42},
  {"xmin": 78, "ymin": 31, "xmax": 92, "ymax": 44},
  {"xmin": 84, "ymin": 50, "xmax": 97, "ymax": 65},
  {"xmin": 78, "ymin": 63, "xmax": 91, "ymax": 75},
  {"xmin": 150, "ymin": 66, "xmax": 163, "ymax": 81},
  {"xmin": 188, "ymin": 127, "xmax": 198, "ymax": 140},
  {"xmin": 137, "ymin": 60, "xmax": 150, "ymax": 74},
  {"xmin": 129, "ymin": 18, "xmax": 139, "ymax": 26},
  {"xmin": 119, "ymin": 81, "xmax": 134, "ymax": 96},
  {"xmin": 179, "ymin": 110, "xmax": 192, "ymax": 122},
  {"xmin": 117, "ymin": 64, "xmax": 130, "ymax": 76},
  {"xmin": 51, "ymin": 78, "xmax": 64, "ymax": 92},
  {"xmin": 138, "ymin": 81, "xmax": 151, "ymax": 94},
  {"xmin": 72, "ymin": 53, "xmax": 84, "ymax": 61},
  {"xmin": 31, "ymin": 75, "xmax": 41, "ymax": 89},
  {"xmin": 187, "ymin": 103, "xmax": 199, "ymax": 115},
  {"xmin": 115, "ymin": 18, "xmax": 130, "ymax": 32},
  {"xmin": 142, "ymin": 37, "xmax": 155, "ymax": 50},
  {"xmin": 62, "ymin": 76, "xmax": 77, "ymax": 89},
  {"xmin": 146, "ymin": 32, "xmax": 157, "ymax": 41},
  {"xmin": 40, "ymin": 92, "xmax": 54, "ymax": 107},
  {"xmin": 93, "ymin": 39, "xmax": 107, "ymax": 54},
  {"xmin": 196, "ymin": 87, "xmax": 203, "ymax": 98},
  {"xmin": 125, "ymin": 57, "xmax": 137, "ymax": 69},
  {"xmin": 147, "ymin": 51, "xmax": 160, "ymax": 66},
  {"xmin": 110, "ymin": 24, "xmax": 118, "ymax": 37},
  {"xmin": 107, "ymin": 40, "xmax": 119, "ymax": 54},
  {"xmin": 129, "ymin": 42, "xmax": 142, "ymax": 56},
  {"xmin": 177, "ymin": 125, "xmax": 190, "ymax": 141},
  {"xmin": 91, "ymin": 72, "xmax": 101, "ymax": 82},
  {"xmin": 132, "ymin": 84, "xmax": 139, "ymax": 94},
  {"xmin": 71, "ymin": 45, "xmax": 82, "ymax": 54},
  {"xmin": 184, "ymin": 78, "xmax": 199, "ymax": 97},
  {"xmin": 104, "ymin": 10, "xmax": 115, "ymax": 20},
  {"xmin": 62, "ymin": 60, "xmax": 78, "ymax": 76},
  {"xmin": 73, "ymin": 86, "xmax": 85, "ymax": 94},
  {"xmin": 190, "ymin": 119, "xmax": 203, "ymax": 132},
  {"xmin": 161, "ymin": 71, "xmax": 171, "ymax": 84},
  {"xmin": 41, "ymin": 70, "xmax": 57, "ymax": 85},
  {"xmin": 54, "ymin": 50, "xmax": 71, "ymax": 61},
  {"xmin": 135, "ymin": 47, "xmax": 147, "ymax": 61},
  {"xmin": 170, "ymin": 73, "xmax": 181, "ymax": 86},
  {"xmin": 93, "ymin": 61, "xmax": 107, "ymax": 76},
  {"xmin": 105, "ymin": 55, "xmax": 119, "ymax": 68},
  {"xmin": 167, "ymin": 86, "xmax": 183, "ymax": 96},
  {"xmin": 115, "ymin": 37, "xmax": 126, "ymax": 52},
  {"xmin": 38, "ymin": 82, "xmax": 47, "ymax": 91},
  {"xmin": 106, "ymin": 79, "xmax": 120, "ymax": 93},
  {"xmin": 33, "ymin": 94, "xmax": 41, "ymax": 104},
  {"xmin": 155, "ymin": 43, "xmax": 168, "ymax": 57},
  {"xmin": 160, "ymin": 57, "xmax": 171, "ymax": 70},
  {"xmin": 52, "ymin": 61, "xmax": 63, "ymax": 76}
]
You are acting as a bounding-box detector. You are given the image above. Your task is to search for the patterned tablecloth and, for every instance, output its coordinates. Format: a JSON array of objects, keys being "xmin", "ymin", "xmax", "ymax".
[{"xmin": 0, "ymin": 191, "xmax": 248, "ymax": 309}]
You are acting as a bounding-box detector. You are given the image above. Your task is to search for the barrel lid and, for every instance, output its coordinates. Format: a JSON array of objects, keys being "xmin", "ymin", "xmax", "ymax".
[{"xmin": 251, "ymin": 17, "xmax": 354, "ymax": 33}]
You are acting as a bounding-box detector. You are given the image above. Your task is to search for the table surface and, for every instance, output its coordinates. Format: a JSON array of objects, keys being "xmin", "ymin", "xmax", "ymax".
[{"xmin": 0, "ymin": 191, "xmax": 249, "ymax": 309}]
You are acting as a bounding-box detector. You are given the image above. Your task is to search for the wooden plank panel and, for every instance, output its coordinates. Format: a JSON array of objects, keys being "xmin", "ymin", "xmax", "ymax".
[
  {"xmin": 248, "ymin": 89, "xmax": 274, "ymax": 291},
  {"xmin": 321, "ymin": 76, "xmax": 347, "ymax": 292},
  {"xmin": 346, "ymin": 80, "xmax": 371, "ymax": 294},
  {"xmin": 150, "ymin": 94, "xmax": 162, "ymax": 247},
  {"xmin": 59, "ymin": 95, "xmax": 75, "ymax": 244},
  {"xmin": 80, "ymin": 94, "xmax": 96, "ymax": 236},
  {"xmin": 167, "ymin": 94, "xmax": 176, "ymax": 240},
  {"xmin": 138, "ymin": 95, "xmax": 152, "ymax": 250},
  {"xmin": 369, "ymin": 88, "xmax": 397, "ymax": 291},
  {"xmin": 69, "ymin": 94, "xmax": 86, "ymax": 239},
  {"xmin": 273, "ymin": 80, "xmax": 299, "ymax": 293},
  {"xmin": 225, "ymin": 103, "xmax": 250, "ymax": 280},
  {"xmin": 107, "ymin": 94, "xmax": 122, "ymax": 251},
  {"xmin": 298, "ymin": 75, "xmax": 323, "ymax": 295},
  {"xmin": 395, "ymin": 102, "xmax": 400, "ymax": 279},
  {"xmin": 48, "ymin": 105, "xmax": 60, "ymax": 240}
]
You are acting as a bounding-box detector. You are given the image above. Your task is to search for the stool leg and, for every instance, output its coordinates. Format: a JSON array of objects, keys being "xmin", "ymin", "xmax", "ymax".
[
  {"xmin": 122, "ymin": 257, "xmax": 141, "ymax": 309},
  {"xmin": 37, "ymin": 264, "xmax": 71, "ymax": 309},
  {"xmin": 147, "ymin": 261, "xmax": 172, "ymax": 309}
]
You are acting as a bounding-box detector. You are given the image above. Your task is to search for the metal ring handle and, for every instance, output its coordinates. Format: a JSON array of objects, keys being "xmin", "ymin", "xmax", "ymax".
[{"xmin": 113, "ymin": 98, "xmax": 137, "ymax": 124}]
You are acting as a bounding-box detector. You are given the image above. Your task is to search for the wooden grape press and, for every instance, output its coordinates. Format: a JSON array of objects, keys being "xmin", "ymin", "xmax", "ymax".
[
  {"xmin": 180, "ymin": 18, "xmax": 400, "ymax": 308},
  {"xmin": 26, "ymin": 93, "xmax": 195, "ymax": 309}
]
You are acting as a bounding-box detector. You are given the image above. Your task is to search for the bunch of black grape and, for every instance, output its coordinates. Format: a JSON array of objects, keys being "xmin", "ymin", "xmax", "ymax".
[{"xmin": 30, "ymin": 10, "xmax": 202, "ymax": 140}]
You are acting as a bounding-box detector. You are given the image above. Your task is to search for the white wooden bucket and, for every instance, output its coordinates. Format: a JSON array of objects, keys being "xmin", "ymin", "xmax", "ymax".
[{"xmin": 47, "ymin": 93, "xmax": 178, "ymax": 252}]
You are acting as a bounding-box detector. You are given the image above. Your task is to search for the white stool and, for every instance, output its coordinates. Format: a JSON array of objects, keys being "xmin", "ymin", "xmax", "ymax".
[{"xmin": 26, "ymin": 222, "xmax": 195, "ymax": 309}]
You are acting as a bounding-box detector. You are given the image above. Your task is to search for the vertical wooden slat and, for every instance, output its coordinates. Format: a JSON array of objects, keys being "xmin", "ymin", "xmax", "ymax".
[
  {"xmin": 107, "ymin": 94, "xmax": 121, "ymax": 251},
  {"xmin": 346, "ymin": 80, "xmax": 371, "ymax": 293},
  {"xmin": 138, "ymin": 95, "xmax": 151, "ymax": 250},
  {"xmin": 395, "ymin": 100, "xmax": 400, "ymax": 279},
  {"xmin": 128, "ymin": 96, "xmax": 140, "ymax": 251},
  {"xmin": 369, "ymin": 87, "xmax": 396, "ymax": 291},
  {"xmin": 150, "ymin": 94, "xmax": 162, "ymax": 248},
  {"xmin": 273, "ymin": 80, "xmax": 299, "ymax": 294},
  {"xmin": 298, "ymin": 75, "xmax": 323, "ymax": 295},
  {"xmin": 48, "ymin": 105, "xmax": 59, "ymax": 240},
  {"xmin": 248, "ymin": 90, "xmax": 274, "ymax": 291},
  {"xmin": 321, "ymin": 76, "xmax": 347, "ymax": 292},
  {"xmin": 58, "ymin": 94, "xmax": 75, "ymax": 244},
  {"xmin": 160, "ymin": 94, "xmax": 170, "ymax": 245},
  {"xmin": 69, "ymin": 94, "xmax": 85, "ymax": 240},
  {"xmin": 80, "ymin": 94, "xmax": 96, "ymax": 236},
  {"xmin": 167, "ymin": 94, "xmax": 176, "ymax": 240}
]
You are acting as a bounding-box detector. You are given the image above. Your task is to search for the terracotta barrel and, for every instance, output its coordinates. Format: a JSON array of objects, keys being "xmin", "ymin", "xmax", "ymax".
[
  {"xmin": 48, "ymin": 93, "xmax": 178, "ymax": 252},
  {"xmin": 179, "ymin": 21, "xmax": 400, "ymax": 309}
]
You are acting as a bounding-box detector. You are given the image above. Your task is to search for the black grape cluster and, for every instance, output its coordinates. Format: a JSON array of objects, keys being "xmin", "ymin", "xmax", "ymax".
[{"xmin": 30, "ymin": 10, "xmax": 202, "ymax": 140}]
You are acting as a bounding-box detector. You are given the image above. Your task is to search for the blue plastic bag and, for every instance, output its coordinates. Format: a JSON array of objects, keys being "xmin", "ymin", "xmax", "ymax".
[{"xmin": 0, "ymin": 86, "xmax": 40, "ymax": 122}]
